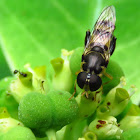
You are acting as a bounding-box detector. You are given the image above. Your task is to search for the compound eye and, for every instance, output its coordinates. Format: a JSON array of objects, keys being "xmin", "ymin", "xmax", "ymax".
[
  {"xmin": 89, "ymin": 74, "xmax": 102, "ymax": 91},
  {"xmin": 77, "ymin": 72, "xmax": 87, "ymax": 89}
]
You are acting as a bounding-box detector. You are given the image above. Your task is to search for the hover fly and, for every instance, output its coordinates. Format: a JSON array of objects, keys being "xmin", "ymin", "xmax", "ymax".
[{"xmin": 70, "ymin": 6, "xmax": 117, "ymax": 99}]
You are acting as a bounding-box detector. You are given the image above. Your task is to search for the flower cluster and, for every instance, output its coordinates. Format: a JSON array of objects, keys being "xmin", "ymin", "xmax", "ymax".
[{"xmin": 0, "ymin": 48, "xmax": 139, "ymax": 140}]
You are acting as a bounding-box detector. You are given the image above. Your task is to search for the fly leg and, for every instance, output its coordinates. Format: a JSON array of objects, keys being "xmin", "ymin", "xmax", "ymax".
[
  {"xmin": 75, "ymin": 62, "xmax": 85, "ymax": 75},
  {"xmin": 95, "ymin": 85, "xmax": 103, "ymax": 101},
  {"xmin": 85, "ymin": 30, "xmax": 91, "ymax": 46},
  {"xmin": 100, "ymin": 66, "xmax": 113, "ymax": 85},
  {"xmin": 103, "ymin": 72, "xmax": 113, "ymax": 86},
  {"xmin": 68, "ymin": 80, "xmax": 77, "ymax": 100},
  {"xmin": 81, "ymin": 91, "xmax": 89, "ymax": 98},
  {"xmin": 104, "ymin": 72, "xmax": 113, "ymax": 80},
  {"xmin": 75, "ymin": 70, "xmax": 81, "ymax": 75}
]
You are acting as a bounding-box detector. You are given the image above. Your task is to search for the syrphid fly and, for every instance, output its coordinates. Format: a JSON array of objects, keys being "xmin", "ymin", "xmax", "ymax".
[{"xmin": 70, "ymin": 6, "xmax": 117, "ymax": 99}]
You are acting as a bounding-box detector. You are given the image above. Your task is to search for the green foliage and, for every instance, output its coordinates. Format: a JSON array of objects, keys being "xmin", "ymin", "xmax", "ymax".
[
  {"xmin": 0, "ymin": 45, "xmax": 11, "ymax": 79},
  {"xmin": 0, "ymin": 0, "xmax": 96, "ymax": 70},
  {"xmin": 0, "ymin": 0, "xmax": 140, "ymax": 140},
  {"xmin": 120, "ymin": 116, "xmax": 140, "ymax": 131},
  {"xmin": 121, "ymin": 128, "xmax": 140, "ymax": 140},
  {"xmin": 0, "ymin": 77, "xmax": 18, "ymax": 119}
]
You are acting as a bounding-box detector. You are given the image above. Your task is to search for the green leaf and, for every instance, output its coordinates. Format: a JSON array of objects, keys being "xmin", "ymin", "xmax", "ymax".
[
  {"xmin": 0, "ymin": 0, "xmax": 139, "ymax": 103},
  {"xmin": 0, "ymin": 0, "xmax": 97, "ymax": 70},
  {"xmin": 0, "ymin": 45, "xmax": 11, "ymax": 79},
  {"xmin": 121, "ymin": 128, "xmax": 140, "ymax": 140}
]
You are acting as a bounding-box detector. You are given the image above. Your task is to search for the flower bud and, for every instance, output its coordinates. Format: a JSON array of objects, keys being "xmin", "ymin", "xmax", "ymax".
[
  {"xmin": 88, "ymin": 116, "xmax": 123, "ymax": 140},
  {"xmin": 1, "ymin": 126, "xmax": 36, "ymax": 140},
  {"xmin": 51, "ymin": 50, "xmax": 74, "ymax": 92}
]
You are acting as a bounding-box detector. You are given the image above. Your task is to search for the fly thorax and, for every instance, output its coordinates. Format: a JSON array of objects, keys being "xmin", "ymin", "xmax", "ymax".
[{"xmin": 82, "ymin": 52, "xmax": 105, "ymax": 74}]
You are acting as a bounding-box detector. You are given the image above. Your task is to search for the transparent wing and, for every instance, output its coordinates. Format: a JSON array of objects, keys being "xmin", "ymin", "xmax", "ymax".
[
  {"xmin": 94, "ymin": 6, "xmax": 116, "ymax": 34},
  {"xmin": 85, "ymin": 6, "xmax": 116, "ymax": 51}
]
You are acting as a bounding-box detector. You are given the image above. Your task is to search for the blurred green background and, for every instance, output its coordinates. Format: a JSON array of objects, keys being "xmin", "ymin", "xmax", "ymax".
[{"xmin": 0, "ymin": 0, "xmax": 140, "ymax": 103}]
